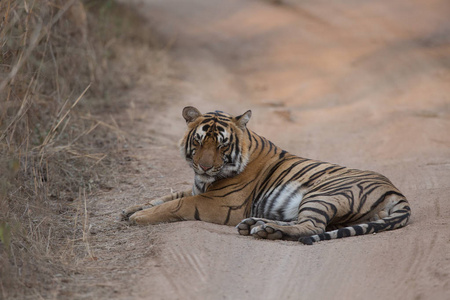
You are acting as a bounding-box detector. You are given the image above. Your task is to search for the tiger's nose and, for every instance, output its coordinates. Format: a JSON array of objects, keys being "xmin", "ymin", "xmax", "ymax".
[{"xmin": 200, "ymin": 164, "xmax": 212, "ymax": 171}]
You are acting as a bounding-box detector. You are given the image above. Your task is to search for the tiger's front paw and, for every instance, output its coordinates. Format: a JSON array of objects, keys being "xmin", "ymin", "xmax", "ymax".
[
  {"xmin": 128, "ymin": 209, "xmax": 160, "ymax": 225},
  {"xmin": 121, "ymin": 205, "xmax": 144, "ymax": 221},
  {"xmin": 128, "ymin": 211, "xmax": 145, "ymax": 225},
  {"xmin": 236, "ymin": 218, "xmax": 269, "ymax": 236},
  {"xmin": 250, "ymin": 224, "xmax": 283, "ymax": 240}
]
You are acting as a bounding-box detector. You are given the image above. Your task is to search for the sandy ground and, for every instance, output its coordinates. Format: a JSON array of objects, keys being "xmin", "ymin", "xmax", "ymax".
[{"xmin": 80, "ymin": 0, "xmax": 450, "ymax": 299}]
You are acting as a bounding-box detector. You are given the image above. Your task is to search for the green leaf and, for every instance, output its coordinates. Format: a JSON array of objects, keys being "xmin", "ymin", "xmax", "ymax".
[{"xmin": 0, "ymin": 222, "xmax": 11, "ymax": 249}]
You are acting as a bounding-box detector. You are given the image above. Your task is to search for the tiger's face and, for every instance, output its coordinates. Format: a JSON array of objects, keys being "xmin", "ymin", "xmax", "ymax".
[{"xmin": 180, "ymin": 106, "xmax": 252, "ymax": 180}]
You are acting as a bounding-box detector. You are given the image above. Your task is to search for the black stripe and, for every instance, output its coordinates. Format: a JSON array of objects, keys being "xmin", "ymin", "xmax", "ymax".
[
  {"xmin": 171, "ymin": 199, "xmax": 184, "ymax": 213},
  {"xmin": 215, "ymin": 112, "xmax": 231, "ymax": 118},
  {"xmin": 329, "ymin": 166, "xmax": 345, "ymax": 174},
  {"xmin": 307, "ymin": 216, "xmax": 327, "ymax": 226},
  {"xmin": 268, "ymin": 140, "xmax": 273, "ymax": 153},
  {"xmin": 302, "ymin": 199, "xmax": 338, "ymax": 216},
  {"xmin": 184, "ymin": 129, "xmax": 194, "ymax": 156},
  {"xmin": 194, "ymin": 180, "xmax": 203, "ymax": 192},
  {"xmin": 298, "ymin": 207, "xmax": 331, "ymax": 223},
  {"xmin": 318, "ymin": 233, "xmax": 331, "ymax": 240},
  {"xmin": 353, "ymin": 225, "xmax": 364, "ymax": 235},
  {"xmin": 370, "ymin": 191, "xmax": 404, "ymax": 211},
  {"xmin": 223, "ymin": 208, "xmax": 232, "ymax": 225},
  {"xmin": 302, "ymin": 166, "xmax": 337, "ymax": 187},
  {"xmin": 271, "ymin": 141, "xmax": 278, "ymax": 155},
  {"xmin": 306, "ymin": 174, "xmax": 360, "ymax": 194},
  {"xmin": 252, "ymin": 134, "xmax": 259, "ymax": 151},
  {"xmin": 200, "ymin": 117, "xmax": 229, "ymax": 128},
  {"xmin": 336, "ymin": 228, "xmax": 351, "ymax": 238},
  {"xmin": 215, "ymin": 120, "xmax": 229, "ymax": 127},
  {"xmin": 215, "ymin": 179, "xmax": 256, "ymax": 197},
  {"xmin": 194, "ymin": 206, "xmax": 201, "ymax": 220},
  {"xmin": 201, "ymin": 118, "xmax": 213, "ymax": 124},
  {"xmin": 233, "ymin": 134, "xmax": 240, "ymax": 162},
  {"xmin": 258, "ymin": 135, "xmax": 266, "ymax": 155},
  {"xmin": 246, "ymin": 128, "xmax": 253, "ymax": 150},
  {"xmin": 288, "ymin": 162, "xmax": 325, "ymax": 183}
]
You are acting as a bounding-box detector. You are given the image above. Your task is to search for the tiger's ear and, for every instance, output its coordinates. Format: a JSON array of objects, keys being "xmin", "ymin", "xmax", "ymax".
[
  {"xmin": 182, "ymin": 106, "xmax": 202, "ymax": 124},
  {"xmin": 234, "ymin": 110, "xmax": 252, "ymax": 129}
]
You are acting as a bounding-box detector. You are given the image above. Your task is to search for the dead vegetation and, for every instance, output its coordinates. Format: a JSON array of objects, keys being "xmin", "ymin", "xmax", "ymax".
[{"xmin": 0, "ymin": 0, "xmax": 163, "ymax": 298}]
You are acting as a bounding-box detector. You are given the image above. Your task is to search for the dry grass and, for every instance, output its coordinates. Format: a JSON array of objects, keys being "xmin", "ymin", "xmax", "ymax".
[{"xmin": 0, "ymin": 0, "xmax": 158, "ymax": 298}]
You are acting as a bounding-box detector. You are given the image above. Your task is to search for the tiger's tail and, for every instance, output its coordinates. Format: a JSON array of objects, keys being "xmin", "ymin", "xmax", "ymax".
[{"xmin": 299, "ymin": 200, "xmax": 411, "ymax": 245}]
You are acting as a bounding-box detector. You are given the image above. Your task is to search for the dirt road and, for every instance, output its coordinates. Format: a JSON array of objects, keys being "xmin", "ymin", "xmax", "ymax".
[{"xmin": 90, "ymin": 0, "xmax": 450, "ymax": 299}]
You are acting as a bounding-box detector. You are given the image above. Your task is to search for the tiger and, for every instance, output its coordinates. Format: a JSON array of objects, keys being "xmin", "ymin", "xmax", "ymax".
[{"xmin": 122, "ymin": 106, "xmax": 411, "ymax": 244}]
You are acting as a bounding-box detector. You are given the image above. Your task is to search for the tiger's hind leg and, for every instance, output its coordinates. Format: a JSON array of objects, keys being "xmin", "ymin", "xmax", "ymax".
[
  {"xmin": 299, "ymin": 196, "xmax": 411, "ymax": 245},
  {"xmin": 239, "ymin": 200, "xmax": 332, "ymax": 240},
  {"xmin": 236, "ymin": 217, "xmax": 294, "ymax": 236}
]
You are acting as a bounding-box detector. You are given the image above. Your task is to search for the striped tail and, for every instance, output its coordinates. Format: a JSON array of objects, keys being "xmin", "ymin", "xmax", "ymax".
[{"xmin": 299, "ymin": 201, "xmax": 411, "ymax": 245}]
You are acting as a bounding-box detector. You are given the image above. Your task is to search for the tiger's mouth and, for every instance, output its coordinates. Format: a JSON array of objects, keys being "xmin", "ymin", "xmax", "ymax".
[
  {"xmin": 195, "ymin": 163, "xmax": 243, "ymax": 180},
  {"xmin": 194, "ymin": 165, "xmax": 223, "ymax": 177}
]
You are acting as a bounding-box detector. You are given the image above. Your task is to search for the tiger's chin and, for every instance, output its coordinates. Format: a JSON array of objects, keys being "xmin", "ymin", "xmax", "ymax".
[{"xmin": 195, "ymin": 172, "xmax": 217, "ymax": 183}]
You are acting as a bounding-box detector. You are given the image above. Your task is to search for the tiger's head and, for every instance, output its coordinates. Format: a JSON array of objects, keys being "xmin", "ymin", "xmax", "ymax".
[{"xmin": 180, "ymin": 106, "xmax": 252, "ymax": 181}]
